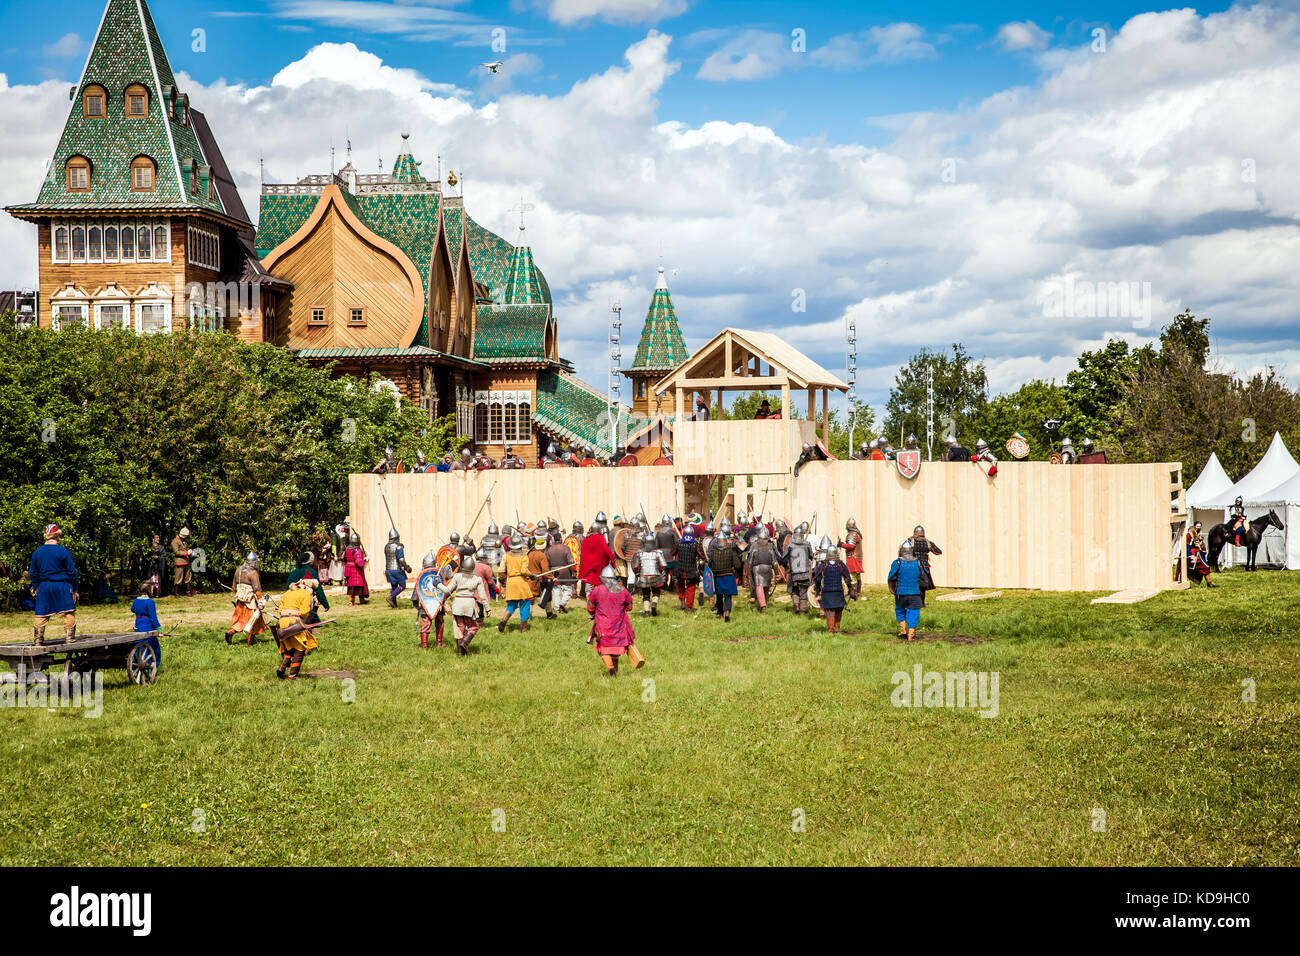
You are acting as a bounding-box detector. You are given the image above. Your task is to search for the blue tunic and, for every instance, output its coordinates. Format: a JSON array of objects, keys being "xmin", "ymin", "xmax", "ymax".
[
  {"xmin": 816, "ymin": 561, "xmax": 848, "ymax": 610},
  {"xmin": 888, "ymin": 559, "xmax": 922, "ymax": 595},
  {"xmin": 132, "ymin": 596, "xmax": 161, "ymax": 633},
  {"xmin": 30, "ymin": 543, "xmax": 78, "ymax": 616}
]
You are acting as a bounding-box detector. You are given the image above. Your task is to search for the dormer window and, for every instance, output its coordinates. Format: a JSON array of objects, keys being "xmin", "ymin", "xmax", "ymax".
[
  {"xmin": 82, "ymin": 84, "xmax": 106, "ymax": 118},
  {"xmin": 125, "ymin": 83, "xmax": 148, "ymax": 117},
  {"xmin": 66, "ymin": 156, "xmax": 91, "ymax": 192},
  {"xmin": 131, "ymin": 155, "xmax": 155, "ymax": 191}
]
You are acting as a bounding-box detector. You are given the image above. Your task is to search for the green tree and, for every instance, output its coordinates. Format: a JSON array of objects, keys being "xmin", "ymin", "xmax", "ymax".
[
  {"xmin": 1063, "ymin": 338, "xmax": 1140, "ymax": 447},
  {"xmin": 884, "ymin": 344, "xmax": 988, "ymax": 445},
  {"xmin": 965, "ymin": 380, "xmax": 1070, "ymax": 460}
]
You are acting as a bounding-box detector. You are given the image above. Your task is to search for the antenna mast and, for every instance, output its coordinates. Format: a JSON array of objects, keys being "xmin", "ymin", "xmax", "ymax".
[{"xmin": 608, "ymin": 300, "xmax": 623, "ymax": 460}]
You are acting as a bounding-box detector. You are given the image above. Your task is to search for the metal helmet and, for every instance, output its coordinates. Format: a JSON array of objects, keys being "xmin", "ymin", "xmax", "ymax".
[
  {"xmin": 661, "ymin": 513, "xmax": 672, "ymax": 525},
  {"xmin": 416, "ymin": 449, "xmax": 426, "ymax": 463},
  {"xmin": 595, "ymin": 510, "xmax": 607, "ymax": 525},
  {"xmin": 504, "ymin": 444, "xmax": 513, "ymax": 455},
  {"xmin": 1061, "ymin": 438, "xmax": 1074, "ymax": 450},
  {"xmin": 487, "ymin": 523, "xmax": 499, "ymax": 536},
  {"xmin": 460, "ymin": 555, "xmax": 474, "ymax": 572},
  {"xmin": 797, "ymin": 522, "xmax": 809, "ymax": 534},
  {"xmin": 846, "ymin": 517, "xmax": 858, "ymax": 531},
  {"xmin": 754, "ymin": 513, "xmax": 763, "ymax": 524},
  {"xmin": 860, "ymin": 441, "xmax": 869, "ymax": 453},
  {"xmin": 914, "ymin": 525, "xmax": 925, "ymax": 536},
  {"xmin": 869, "ymin": 439, "xmax": 879, "ymax": 449},
  {"xmin": 818, "ymin": 534, "xmax": 834, "ymax": 553},
  {"xmin": 508, "ymin": 534, "xmax": 524, "ymax": 551},
  {"xmin": 449, "ymin": 531, "xmax": 460, "ymax": 545},
  {"xmin": 899, "ymin": 540, "xmax": 915, "ymax": 558},
  {"xmin": 388, "ymin": 527, "xmax": 400, "ymax": 542},
  {"xmin": 460, "ymin": 448, "xmax": 471, "ymax": 459},
  {"xmin": 758, "ymin": 528, "xmax": 770, "ymax": 541},
  {"xmin": 906, "ymin": 433, "xmax": 917, "ymax": 445},
  {"xmin": 635, "ymin": 512, "xmax": 646, "ymax": 526},
  {"xmin": 475, "ymin": 548, "xmax": 487, "ymax": 560},
  {"xmin": 801, "ymin": 443, "xmax": 812, "ymax": 454},
  {"xmin": 719, "ymin": 519, "xmax": 731, "ymax": 535},
  {"xmin": 600, "ymin": 565, "xmax": 618, "ymax": 587},
  {"xmin": 349, "ymin": 532, "xmax": 361, "ymax": 546},
  {"xmin": 572, "ymin": 520, "xmax": 583, "ymax": 535},
  {"xmin": 385, "ymin": 445, "xmax": 394, "ymax": 457},
  {"xmin": 547, "ymin": 443, "xmax": 558, "ymax": 457},
  {"xmin": 422, "ymin": 551, "xmax": 437, "ymax": 569},
  {"xmin": 245, "ymin": 552, "xmax": 259, "ymax": 569},
  {"xmin": 705, "ymin": 521, "xmax": 715, "ymax": 533},
  {"xmin": 946, "ymin": 435, "xmax": 956, "ymax": 445},
  {"xmin": 976, "ymin": 438, "xmax": 989, "ymax": 451}
]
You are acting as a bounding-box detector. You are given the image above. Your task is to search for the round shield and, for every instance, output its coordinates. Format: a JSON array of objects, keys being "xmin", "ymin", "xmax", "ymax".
[
  {"xmin": 613, "ymin": 527, "xmax": 633, "ymax": 560},
  {"xmin": 563, "ymin": 534, "xmax": 581, "ymax": 573},
  {"xmin": 581, "ymin": 458, "xmax": 600, "ymax": 467},
  {"xmin": 618, "ymin": 454, "xmax": 639, "ymax": 466},
  {"xmin": 1049, "ymin": 452, "xmax": 1063, "ymax": 464},
  {"xmin": 435, "ymin": 545, "xmax": 459, "ymax": 572},
  {"xmin": 1007, "ymin": 435, "xmax": 1031, "ymax": 459},
  {"xmin": 653, "ymin": 456, "xmax": 673, "ymax": 466}
]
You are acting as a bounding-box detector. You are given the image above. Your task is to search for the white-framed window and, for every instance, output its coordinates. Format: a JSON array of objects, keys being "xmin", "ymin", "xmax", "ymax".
[
  {"xmin": 136, "ymin": 300, "xmax": 171, "ymax": 334},
  {"xmin": 53, "ymin": 303, "xmax": 88, "ymax": 330},
  {"xmin": 473, "ymin": 390, "xmax": 532, "ymax": 444},
  {"xmin": 88, "ymin": 225, "xmax": 102, "ymax": 262},
  {"xmin": 121, "ymin": 222, "xmax": 135, "ymax": 260},
  {"xmin": 103, "ymin": 225, "xmax": 118, "ymax": 262},
  {"xmin": 455, "ymin": 385, "xmax": 473, "ymax": 437},
  {"xmin": 187, "ymin": 221, "xmax": 220, "ymax": 271},
  {"xmin": 71, "ymin": 226, "xmax": 85, "ymax": 262},
  {"xmin": 95, "ymin": 302, "xmax": 130, "ymax": 331},
  {"xmin": 53, "ymin": 225, "xmax": 70, "ymax": 262}
]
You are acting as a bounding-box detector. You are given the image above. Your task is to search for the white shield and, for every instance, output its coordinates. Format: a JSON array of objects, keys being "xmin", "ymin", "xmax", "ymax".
[{"xmin": 896, "ymin": 449, "xmax": 921, "ymax": 480}]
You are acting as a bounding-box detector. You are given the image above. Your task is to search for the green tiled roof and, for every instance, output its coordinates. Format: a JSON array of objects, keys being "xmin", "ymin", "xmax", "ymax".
[
  {"xmin": 504, "ymin": 242, "xmax": 545, "ymax": 305},
  {"xmin": 631, "ymin": 266, "xmax": 689, "ymax": 371},
  {"xmin": 472, "ymin": 303, "xmax": 551, "ymax": 362},
  {"xmin": 255, "ymin": 192, "xmax": 318, "ymax": 257},
  {"xmin": 19, "ymin": 0, "xmax": 231, "ymax": 218},
  {"xmin": 534, "ymin": 370, "xmax": 618, "ymax": 448}
]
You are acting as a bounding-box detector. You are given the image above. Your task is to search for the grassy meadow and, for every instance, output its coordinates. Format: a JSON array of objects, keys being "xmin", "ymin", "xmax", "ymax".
[{"xmin": 1, "ymin": 571, "xmax": 1296, "ymax": 866}]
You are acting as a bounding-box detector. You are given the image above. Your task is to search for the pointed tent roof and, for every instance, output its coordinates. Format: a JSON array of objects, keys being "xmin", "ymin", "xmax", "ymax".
[
  {"xmin": 8, "ymin": 0, "xmax": 236, "ymax": 220},
  {"xmin": 1185, "ymin": 452, "xmax": 1233, "ymax": 508},
  {"xmin": 1204, "ymin": 432, "xmax": 1300, "ymax": 507},
  {"xmin": 631, "ymin": 265, "xmax": 689, "ymax": 372},
  {"xmin": 504, "ymin": 238, "xmax": 545, "ymax": 305}
]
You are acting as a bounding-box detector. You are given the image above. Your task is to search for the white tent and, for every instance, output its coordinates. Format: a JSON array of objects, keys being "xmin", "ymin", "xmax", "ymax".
[
  {"xmin": 1203, "ymin": 432, "xmax": 1299, "ymax": 569},
  {"xmin": 1250, "ymin": 470, "xmax": 1300, "ymax": 570}
]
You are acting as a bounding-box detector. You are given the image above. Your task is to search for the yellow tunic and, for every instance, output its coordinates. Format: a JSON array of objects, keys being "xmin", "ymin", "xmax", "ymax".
[
  {"xmin": 503, "ymin": 552, "xmax": 534, "ymax": 602},
  {"xmin": 277, "ymin": 587, "xmax": 319, "ymax": 653}
]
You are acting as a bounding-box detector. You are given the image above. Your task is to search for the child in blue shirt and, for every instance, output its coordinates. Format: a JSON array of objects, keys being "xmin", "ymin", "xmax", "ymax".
[{"xmin": 131, "ymin": 582, "xmax": 161, "ymax": 633}]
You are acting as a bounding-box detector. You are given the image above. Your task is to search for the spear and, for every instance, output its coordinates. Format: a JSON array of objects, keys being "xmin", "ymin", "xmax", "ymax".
[
  {"xmin": 467, "ymin": 481, "xmax": 497, "ymax": 538},
  {"xmin": 379, "ymin": 485, "xmax": 397, "ymax": 535}
]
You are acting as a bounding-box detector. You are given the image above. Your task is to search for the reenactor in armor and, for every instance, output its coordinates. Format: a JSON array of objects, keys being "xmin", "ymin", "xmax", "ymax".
[
  {"xmin": 793, "ymin": 441, "xmax": 829, "ymax": 477},
  {"xmin": 383, "ymin": 528, "xmax": 412, "ymax": 608},
  {"xmin": 945, "ymin": 435, "xmax": 970, "ymax": 461},
  {"xmin": 224, "ymin": 552, "xmax": 265, "ymax": 646},
  {"xmin": 1059, "ymin": 438, "xmax": 1077, "ymax": 464},
  {"xmin": 745, "ymin": 528, "xmax": 778, "ymax": 611},
  {"xmin": 910, "ymin": 524, "xmax": 943, "ymax": 600},
  {"xmin": 838, "ymin": 518, "xmax": 864, "ymax": 600},
  {"xmin": 674, "ymin": 524, "xmax": 700, "ymax": 611},
  {"xmin": 449, "ymin": 448, "xmax": 473, "ymax": 471},
  {"xmin": 372, "ymin": 445, "xmax": 400, "ymax": 474},
  {"xmin": 1081, "ymin": 438, "xmax": 1098, "ymax": 457},
  {"xmin": 558, "ymin": 444, "xmax": 580, "ymax": 467},
  {"xmin": 412, "ymin": 450, "xmax": 432, "ymax": 474},
  {"xmin": 480, "ymin": 523, "xmax": 505, "ymax": 569},
  {"xmin": 879, "ymin": 436, "xmax": 896, "ymax": 461},
  {"xmin": 541, "ymin": 443, "xmax": 562, "ymax": 467},
  {"xmin": 633, "ymin": 530, "xmax": 668, "ymax": 617},
  {"xmin": 414, "ymin": 550, "xmax": 447, "ymax": 648},
  {"xmin": 654, "ymin": 514, "xmax": 677, "ymax": 588},
  {"xmin": 973, "ymin": 439, "xmax": 999, "ymax": 476},
  {"xmin": 472, "ymin": 451, "xmax": 495, "ymax": 471},
  {"xmin": 780, "ymin": 522, "xmax": 816, "ymax": 614},
  {"xmin": 500, "ymin": 445, "xmax": 526, "ymax": 469},
  {"xmin": 851, "ymin": 440, "xmax": 871, "ymax": 461},
  {"xmin": 869, "ymin": 439, "xmax": 886, "ymax": 461}
]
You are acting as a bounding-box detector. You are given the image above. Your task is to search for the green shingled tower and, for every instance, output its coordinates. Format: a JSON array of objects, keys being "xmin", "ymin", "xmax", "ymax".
[{"xmin": 625, "ymin": 264, "xmax": 689, "ymax": 415}]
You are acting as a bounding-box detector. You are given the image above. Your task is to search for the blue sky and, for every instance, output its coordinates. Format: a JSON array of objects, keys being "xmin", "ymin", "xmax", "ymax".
[{"xmin": 2, "ymin": 0, "xmax": 1296, "ymax": 424}]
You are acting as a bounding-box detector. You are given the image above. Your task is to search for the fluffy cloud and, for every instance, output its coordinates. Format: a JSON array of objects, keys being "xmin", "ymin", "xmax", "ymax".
[
  {"xmin": 42, "ymin": 32, "xmax": 86, "ymax": 59},
  {"xmin": 994, "ymin": 21, "xmax": 1052, "ymax": 52},
  {"xmin": 544, "ymin": 0, "xmax": 690, "ymax": 27},
  {"xmin": 2, "ymin": 4, "xmax": 1299, "ymax": 415},
  {"xmin": 697, "ymin": 23, "xmax": 937, "ymax": 80}
]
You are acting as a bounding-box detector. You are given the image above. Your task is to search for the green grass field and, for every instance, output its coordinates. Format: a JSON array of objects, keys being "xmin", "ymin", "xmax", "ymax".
[{"xmin": 1, "ymin": 572, "xmax": 1296, "ymax": 866}]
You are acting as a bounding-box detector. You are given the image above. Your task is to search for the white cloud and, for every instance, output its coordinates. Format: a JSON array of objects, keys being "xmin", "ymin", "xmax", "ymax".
[
  {"xmin": 994, "ymin": 21, "xmax": 1052, "ymax": 52},
  {"xmin": 2, "ymin": 4, "xmax": 1299, "ymax": 412},
  {"xmin": 698, "ymin": 23, "xmax": 937, "ymax": 81},
  {"xmin": 43, "ymin": 32, "xmax": 86, "ymax": 59},
  {"xmin": 545, "ymin": 0, "xmax": 689, "ymax": 27}
]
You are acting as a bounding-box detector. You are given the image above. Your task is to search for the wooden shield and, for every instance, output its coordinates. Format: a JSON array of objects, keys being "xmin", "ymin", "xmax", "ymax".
[
  {"xmin": 613, "ymin": 527, "xmax": 633, "ymax": 560},
  {"xmin": 581, "ymin": 458, "xmax": 600, "ymax": 467},
  {"xmin": 564, "ymin": 535, "xmax": 581, "ymax": 574},
  {"xmin": 416, "ymin": 568, "xmax": 447, "ymax": 619},
  {"xmin": 618, "ymin": 454, "xmax": 639, "ymax": 466},
  {"xmin": 701, "ymin": 565, "xmax": 715, "ymax": 597},
  {"xmin": 1049, "ymin": 452, "xmax": 1063, "ymax": 464},
  {"xmin": 653, "ymin": 456, "xmax": 673, "ymax": 466},
  {"xmin": 435, "ymin": 545, "xmax": 459, "ymax": 572},
  {"xmin": 1007, "ymin": 435, "xmax": 1031, "ymax": 459}
]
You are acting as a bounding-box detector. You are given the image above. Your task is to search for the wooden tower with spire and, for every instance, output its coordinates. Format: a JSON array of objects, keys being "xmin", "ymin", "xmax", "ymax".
[{"xmin": 624, "ymin": 263, "xmax": 689, "ymax": 415}]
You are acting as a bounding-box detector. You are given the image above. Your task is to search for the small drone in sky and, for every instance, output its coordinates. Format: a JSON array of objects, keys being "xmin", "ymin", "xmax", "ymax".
[{"xmin": 481, "ymin": 61, "xmax": 504, "ymax": 74}]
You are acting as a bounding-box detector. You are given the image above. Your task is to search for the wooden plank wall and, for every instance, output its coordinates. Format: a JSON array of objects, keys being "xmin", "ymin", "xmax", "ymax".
[
  {"xmin": 349, "ymin": 460, "xmax": 1177, "ymax": 592},
  {"xmin": 674, "ymin": 419, "xmax": 816, "ymax": 474},
  {"xmin": 348, "ymin": 469, "xmax": 678, "ymax": 586}
]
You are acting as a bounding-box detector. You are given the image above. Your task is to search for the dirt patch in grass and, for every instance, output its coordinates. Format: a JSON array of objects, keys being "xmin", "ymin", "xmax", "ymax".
[
  {"xmin": 723, "ymin": 634, "xmax": 796, "ymax": 643},
  {"xmin": 903, "ymin": 632, "xmax": 990, "ymax": 645}
]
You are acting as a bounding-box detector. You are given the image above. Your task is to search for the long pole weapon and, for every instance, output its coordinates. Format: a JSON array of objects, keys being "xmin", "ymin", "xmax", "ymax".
[
  {"xmin": 378, "ymin": 485, "xmax": 397, "ymax": 534},
  {"xmin": 466, "ymin": 481, "xmax": 497, "ymax": 539}
]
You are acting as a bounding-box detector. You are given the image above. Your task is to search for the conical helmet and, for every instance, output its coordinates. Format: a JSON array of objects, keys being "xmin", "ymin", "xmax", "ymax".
[
  {"xmin": 388, "ymin": 527, "xmax": 400, "ymax": 542},
  {"xmin": 449, "ymin": 531, "xmax": 460, "ymax": 545},
  {"xmin": 487, "ymin": 523, "xmax": 499, "ymax": 536},
  {"xmin": 818, "ymin": 534, "xmax": 833, "ymax": 553},
  {"xmin": 595, "ymin": 510, "xmax": 607, "ymax": 524},
  {"xmin": 422, "ymin": 551, "xmax": 437, "ymax": 569},
  {"xmin": 349, "ymin": 532, "xmax": 361, "ymax": 546}
]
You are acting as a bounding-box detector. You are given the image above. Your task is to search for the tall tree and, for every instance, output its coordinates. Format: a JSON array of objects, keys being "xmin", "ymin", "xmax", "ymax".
[
  {"xmin": 883, "ymin": 344, "xmax": 988, "ymax": 446},
  {"xmin": 1063, "ymin": 338, "xmax": 1140, "ymax": 447},
  {"xmin": 965, "ymin": 380, "xmax": 1070, "ymax": 460}
]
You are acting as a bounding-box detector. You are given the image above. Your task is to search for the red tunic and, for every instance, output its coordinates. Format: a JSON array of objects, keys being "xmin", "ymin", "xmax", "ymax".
[
  {"xmin": 579, "ymin": 533, "xmax": 615, "ymax": 585},
  {"xmin": 343, "ymin": 546, "xmax": 367, "ymax": 587},
  {"xmin": 586, "ymin": 584, "xmax": 635, "ymax": 654}
]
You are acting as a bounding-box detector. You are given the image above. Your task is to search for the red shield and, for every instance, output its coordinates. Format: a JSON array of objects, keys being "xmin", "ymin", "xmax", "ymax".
[{"xmin": 896, "ymin": 449, "xmax": 921, "ymax": 480}]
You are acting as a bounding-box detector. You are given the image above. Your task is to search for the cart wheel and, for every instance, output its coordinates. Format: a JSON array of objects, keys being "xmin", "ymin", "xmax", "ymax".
[{"xmin": 127, "ymin": 643, "xmax": 158, "ymax": 685}]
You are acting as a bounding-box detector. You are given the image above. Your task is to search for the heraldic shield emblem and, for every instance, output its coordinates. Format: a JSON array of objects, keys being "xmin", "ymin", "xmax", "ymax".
[{"xmin": 896, "ymin": 448, "xmax": 922, "ymax": 480}]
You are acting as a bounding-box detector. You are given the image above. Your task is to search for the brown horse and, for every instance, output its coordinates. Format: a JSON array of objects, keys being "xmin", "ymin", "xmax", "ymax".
[{"xmin": 1207, "ymin": 510, "xmax": 1285, "ymax": 571}]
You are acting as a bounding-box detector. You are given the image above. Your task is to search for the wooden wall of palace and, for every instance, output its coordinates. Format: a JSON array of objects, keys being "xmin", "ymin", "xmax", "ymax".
[{"xmin": 350, "ymin": 460, "xmax": 1182, "ymax": 593}]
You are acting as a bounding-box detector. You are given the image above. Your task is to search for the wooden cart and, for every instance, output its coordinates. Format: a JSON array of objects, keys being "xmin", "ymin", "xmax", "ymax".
[{"xmin": 0, "ymin": 632, "xmax": 161, "ymax": 685}]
